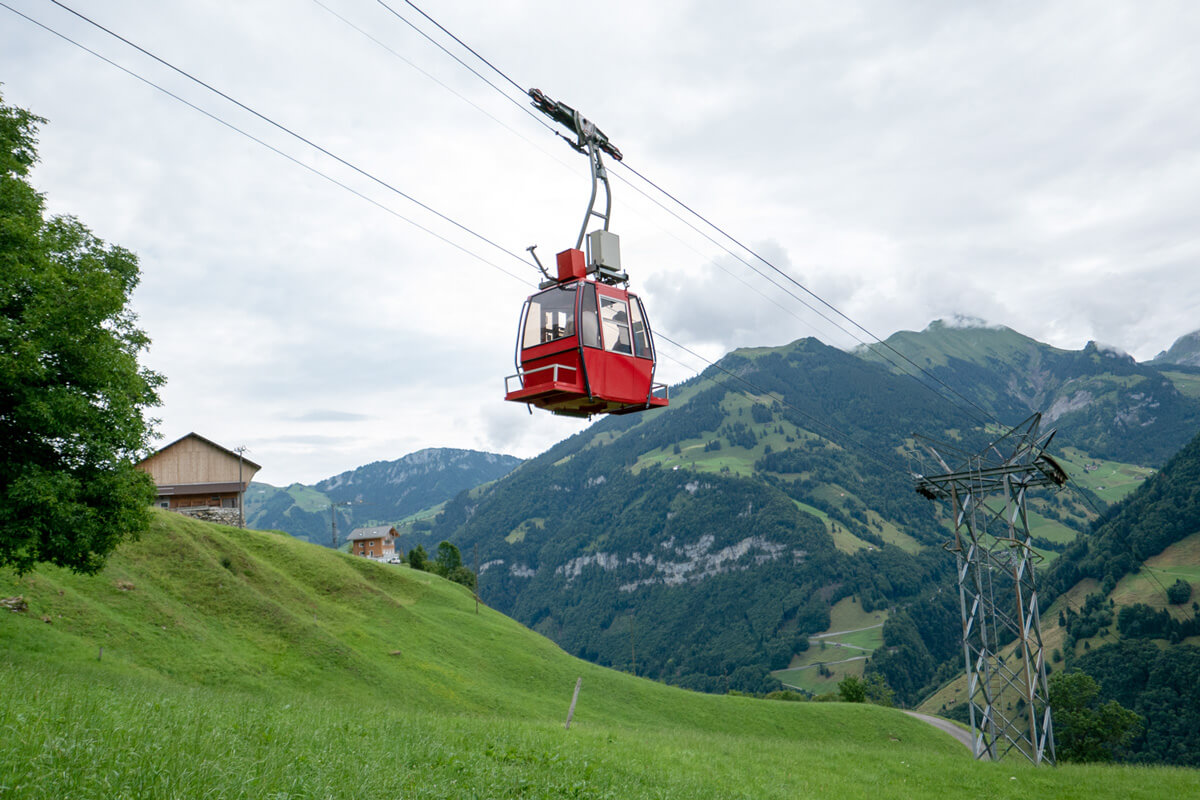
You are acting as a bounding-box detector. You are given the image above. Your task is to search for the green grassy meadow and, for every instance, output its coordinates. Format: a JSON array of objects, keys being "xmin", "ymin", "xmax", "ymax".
[
  {"xmin": 1054, "ymin": 447, "xmax": 1156, "ymax": 504},
  {"xmin": 772, "ymin": 597, "xmax": 888, "ymax": 693},
  {"xmin": 2, "ymin": 512, "xmax": 1197, "ymax": 798},
  {"xmin": 1163, "ymin": 370, "xmax": 1200, "ymax": 399}
]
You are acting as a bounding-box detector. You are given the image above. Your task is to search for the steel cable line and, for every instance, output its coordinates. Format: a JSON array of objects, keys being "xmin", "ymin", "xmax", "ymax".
[
  {"xmin": 374, "ymin": 1, "xmax": 1127, "ymax": 527},
  {"xmin": 309, "ymin": 0, "xmax": 558, "ymax": 162},
  {"xmin": 373, "ymin": 0, "xmax": 555, "ymax": 136},
  {"xmin": 1, "ymin": 1, "xmax": 530, "ymax": 286},
  {"xmin": 308, "ymin": 0, "xmax": 839, "ymax": 345},
  {"xmin": 43, "ymin": 0, "xmax": 536, "ymax": 276},
  {"xmin": 382, "ymin": 0, "xmax": 1005, "ymax": 431},
  {"xmin": 398, "ymin": 0, "xmax": 526, "ymax": 96},
  {"xmin": 10, "ymin": 3, "xmax": 1063, "ymax": 488},
  {"xmin": 319, "ymin": 0, "xmax": 1005, "ymax": 437},
  {"xmin": 613, "ymin": 160, "xmax": 1003, "ymax": 427},
  {"xmin": 14, "ymin": 1, "xmax": 909, "ymax": 477}
]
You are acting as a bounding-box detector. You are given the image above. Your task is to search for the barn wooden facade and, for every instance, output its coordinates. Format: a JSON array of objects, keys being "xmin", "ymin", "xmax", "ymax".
[{"xmin": 137, "ymin": 433, "xmax": 261, "ymax": 520}]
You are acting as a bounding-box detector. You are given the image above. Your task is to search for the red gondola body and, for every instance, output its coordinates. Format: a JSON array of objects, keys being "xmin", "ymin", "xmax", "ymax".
[
  {"xmin": 505, "ymin": 88, "xmax": 668, "ymax": 417},
  {"xmin": 504, "ymin": 249, "xmax": 668, "ymax": 417}
]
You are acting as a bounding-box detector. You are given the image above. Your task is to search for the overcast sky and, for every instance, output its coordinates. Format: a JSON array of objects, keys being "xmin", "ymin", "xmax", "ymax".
[{"xmin": 3, "ymin": 1, "xmax": 1199, "ymax": 484}]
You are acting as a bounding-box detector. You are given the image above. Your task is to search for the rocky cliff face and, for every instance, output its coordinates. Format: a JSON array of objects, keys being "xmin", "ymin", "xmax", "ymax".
[{"xmin": 1152, "ymin": 329, "xmax": 1200, "ymax": 367}]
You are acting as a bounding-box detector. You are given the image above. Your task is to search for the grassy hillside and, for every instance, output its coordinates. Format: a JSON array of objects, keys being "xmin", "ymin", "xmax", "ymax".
[{"xmin": 3, "ymin": 512, "xmax": 1194, "ymax": 797}]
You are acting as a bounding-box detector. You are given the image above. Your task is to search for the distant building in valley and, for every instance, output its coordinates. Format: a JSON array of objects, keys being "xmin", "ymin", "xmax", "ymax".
[
  {"xmin": 136, "ymin": 432, "xmax": 260, "ymax": 527},
  {"xmin": 348, "ymin": 526, "xmax": 399, "ymax": 561}
]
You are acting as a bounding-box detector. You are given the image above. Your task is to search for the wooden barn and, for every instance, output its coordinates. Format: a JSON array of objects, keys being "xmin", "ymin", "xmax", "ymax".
[{"xmin": 137, "ymin": 433, "xmax": 261, "ymax": 524}]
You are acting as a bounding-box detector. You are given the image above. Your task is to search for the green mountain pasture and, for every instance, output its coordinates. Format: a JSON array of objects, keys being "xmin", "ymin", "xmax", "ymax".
[{"xmin": 3, "ymin": 512, "xmax": 1195, "ymax": 797}]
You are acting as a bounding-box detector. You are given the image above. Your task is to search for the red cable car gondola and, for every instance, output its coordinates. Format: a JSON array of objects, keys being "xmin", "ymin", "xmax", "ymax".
[{"xmin": 504, "ymin": 89, "xmax": 669, "ymax": 417}]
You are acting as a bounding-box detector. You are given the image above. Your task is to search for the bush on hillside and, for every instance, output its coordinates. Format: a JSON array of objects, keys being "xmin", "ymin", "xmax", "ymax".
[{"xmin": 1167, "ymin": 579, "xmax": 1192, "ymax": 605}]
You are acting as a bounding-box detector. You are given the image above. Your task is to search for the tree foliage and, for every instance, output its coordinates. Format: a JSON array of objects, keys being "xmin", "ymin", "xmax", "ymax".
[
  {"xmin": 1167, "ymin": 578, "xmax": 1192, "ymax": 606},
  {"xmin": 837, "ymin": 675, "xmax": 866, "ymax": 703},
  {"xmin": 1049, "ymin": 670, "xmax": 1143, "ymax": 763},
  {"xmin": 1, "ymin": 93, "xmax": 161, "ymax": 575}
]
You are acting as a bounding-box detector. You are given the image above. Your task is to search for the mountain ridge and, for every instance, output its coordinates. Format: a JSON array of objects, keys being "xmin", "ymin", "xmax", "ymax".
[{"xmin": 245, "ymin": 446, "xmax": 522, "ymax": 545}]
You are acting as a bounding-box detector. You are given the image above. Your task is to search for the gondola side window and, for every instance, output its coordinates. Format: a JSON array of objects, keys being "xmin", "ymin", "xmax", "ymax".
[
  {"xmin": 523, "ymin": 284, "xmax": 577, "ymax": 348},
  {"xmin": 599, "ymin": 296, "xmax": 633, "ymax": 354},
  {"xmin": 580, "ymin": 283, "xmax": 601, "ymax": 348},
  {"xmin": 629, "ymin": 296, "xmax": 651, "ymax": 358}
]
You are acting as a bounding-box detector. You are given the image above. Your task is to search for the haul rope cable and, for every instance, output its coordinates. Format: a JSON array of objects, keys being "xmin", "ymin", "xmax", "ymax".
[
  {"xmin": 365, "ymin": 0, "xmax": 1006, "ymax": 432},
  {"xmin": 11, "ymin": 0, "xmax": 907, "ymax": 474},
  {"xmin": 41, "ymin": 0, "xmax": 537, "ymax": 277},
  {"xmin": 0, "ymin": 1, "xmax": 528, "ymax": 286},
  {"xmin": 313, "ymin": 0, "xmax": 853, "ymax": 351},
  {"xmin": 369, "ymin": 0, "xmax": 1126, "ymax": 520},
  {"xmin": 4, "ymin": 1, "xmax": 910, "ymax": 477}
]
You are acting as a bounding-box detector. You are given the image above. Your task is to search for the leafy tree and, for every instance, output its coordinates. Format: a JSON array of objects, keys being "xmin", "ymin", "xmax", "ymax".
[
  {"xmin": 407, "ymin": 544, "xmax": 428, "ymax": 571},
  {"xmin": 1, "ymin": 93, "xmax": 162, "ymax": 575},
  {"xmin": 1049, "ymin": 670, "xmax": 1143, "ymax": 762},
  {"xmin": 862, "ymin": 672, "xmax": 894, "ymax": 707},
  {"xmin": 1167, "ymin": 579, "xmax": 1192, "ymax": 606},
  {"xmin": 838, "ymin": 675, "xmax": 866, "ymax": 703},
  {"xmin": 447, "ymin": 565, "xmax": 476, "ymax": 591},
  {"xmin": 434, "ymin": 540, "xmax": 463, "ymax": 574}
]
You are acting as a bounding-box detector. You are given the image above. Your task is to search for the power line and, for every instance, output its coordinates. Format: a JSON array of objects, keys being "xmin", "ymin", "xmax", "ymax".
[
  {"xmin": 0, "ymin": 1, "xmax": 531, "ymax": 286},
  {"xmin": 373, "ymin": 0, "xmax": 553, "ymax": 134},
  {"xmin": 44, "ymin": 0, "xmax": 536, "ymax": 276},
  {"xmin": 385, "ymin": 0, "xmax": 1004, "ymax": 430},
  {"xmin": 11, "ymin": 2, "xmax": 1096, "ymax": 496}
]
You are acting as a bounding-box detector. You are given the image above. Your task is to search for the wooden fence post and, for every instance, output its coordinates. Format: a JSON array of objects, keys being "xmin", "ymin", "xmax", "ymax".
[{"xmin": 564, "ymin": 677, "xmax": 582, "ymax": 730}]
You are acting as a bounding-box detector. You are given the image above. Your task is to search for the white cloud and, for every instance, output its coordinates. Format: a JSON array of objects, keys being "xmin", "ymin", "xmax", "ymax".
[{"xmin": 4, "ymin": 0, "xmax": 1200, "ymax": 483}]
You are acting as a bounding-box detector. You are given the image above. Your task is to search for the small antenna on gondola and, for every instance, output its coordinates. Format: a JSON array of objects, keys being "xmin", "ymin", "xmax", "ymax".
[{"xmin": 526, "ymin": 245, "xmax": 552, "ymax": 282}]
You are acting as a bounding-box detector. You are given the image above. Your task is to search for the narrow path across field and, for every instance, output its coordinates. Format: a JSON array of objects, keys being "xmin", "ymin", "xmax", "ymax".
[
  {"xmin": 810, "ymin": 623, "xmax": 883, "ymax": 639},
  {"xmin": 902, "ymin": 711, "xmax": 975, "ymax": 754}
]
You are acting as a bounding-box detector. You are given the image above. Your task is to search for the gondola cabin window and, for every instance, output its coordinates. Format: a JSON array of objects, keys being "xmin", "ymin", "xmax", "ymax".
[
  {"xmin": 629, "ymin": 297, "xmax": 651, "ymax": 358},
  {"xmin": 600, "ymin": 295, "xmax": 633, "ymax": 354},
  {"xmin": 523, "ymin": 284, "xmax": 576, "ymax": 347}
]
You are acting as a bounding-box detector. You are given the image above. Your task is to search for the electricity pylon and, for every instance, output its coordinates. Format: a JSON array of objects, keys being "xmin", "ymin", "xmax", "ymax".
[{"xmin": 913, "ymin": 413, "xmax": 1066, "ymax": 765}]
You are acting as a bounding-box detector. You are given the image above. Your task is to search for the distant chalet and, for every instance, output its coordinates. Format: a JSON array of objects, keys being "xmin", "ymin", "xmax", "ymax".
[
  {"xmin": 348, "ymin": 525, "xmax": 399, "ymax": 561},
  {"xmin": 136, "ymin": 433, "xmax": 260, "ymax": 526}
]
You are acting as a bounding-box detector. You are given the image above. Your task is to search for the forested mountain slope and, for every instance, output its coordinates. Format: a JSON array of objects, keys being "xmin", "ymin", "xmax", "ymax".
[
  {"xmin": 246, "ymin": 448, "xmax": 521, "ymax": 545},
  {"xmin": 413, "ymin": 325, "xmax": 1196, "ymax": 695},
  {"xmin": 863, "ymin": 319, "xmax": 1200, "ymax": 465},
  {"xmin": 914, "ymin": 427, "xmax": 1200, "ymax": 765}
]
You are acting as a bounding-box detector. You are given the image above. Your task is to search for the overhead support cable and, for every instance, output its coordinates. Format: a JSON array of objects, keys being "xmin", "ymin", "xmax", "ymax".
[
  {"xmin": 373, "ymin": 0, "xmax": 554, "ymax": 135},
  {"xmin": 13, "ymin": 0, "xmax": 1077, "ymax": 492},
  {"xmin": 44, "ymin": 0, "xmax": 537, "ymax": 276},
  {"xmin": 0, "ymin": 1, "xmax": 531, "ymax": 286},
  {"xmin": 385, "ymin": 0, "xmax": 1004, "ymax": 431}
]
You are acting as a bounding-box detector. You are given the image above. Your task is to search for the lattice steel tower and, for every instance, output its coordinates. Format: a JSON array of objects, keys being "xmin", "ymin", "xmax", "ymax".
[{"xmin": 913, "ymin": 413, "xmax": 1067, "ymax": 765}]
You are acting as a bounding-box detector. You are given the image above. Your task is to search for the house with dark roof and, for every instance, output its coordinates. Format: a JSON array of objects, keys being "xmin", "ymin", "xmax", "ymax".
[
  {"xmin": 348, "ymin": 525, "xmax": 399, "ymax": 561},
  {"xmin": 136, "ymin": 432, "xmax": 260, "ymax": 526}
]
